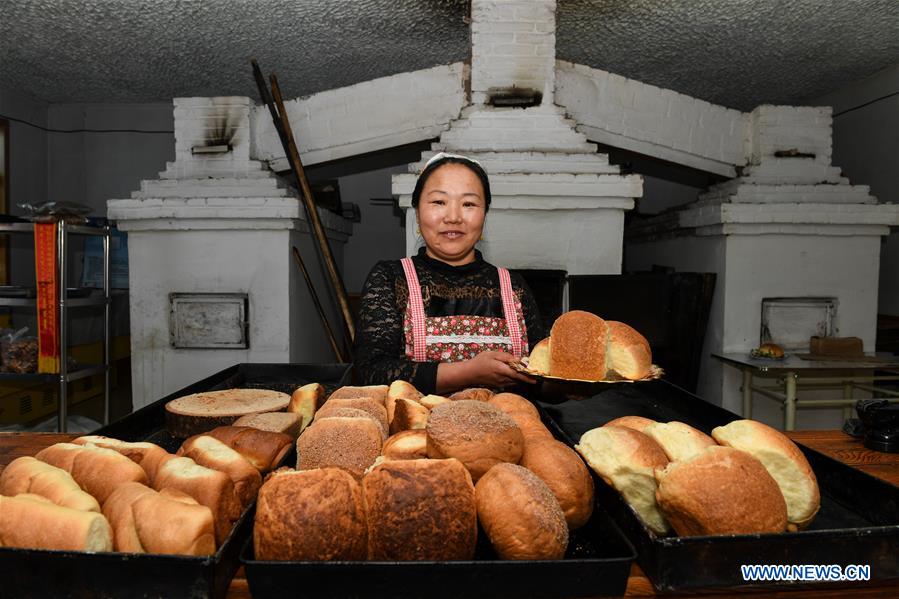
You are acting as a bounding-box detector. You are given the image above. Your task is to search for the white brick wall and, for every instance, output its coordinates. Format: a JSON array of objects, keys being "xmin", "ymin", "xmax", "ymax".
[
  {"xmin": 471, "ymin": 0, "xmax": 556, "ymax": 105},
  {"xmin": 251, "ymin": 63, "xmax": 466, "ymax": 168},
  {"xmin": 169, "ymin": 97, "xmax": 254, "ymax": 176},
  {"xmin": 746, "ymin": 105, "xmax": 833, "ymax": 165}
]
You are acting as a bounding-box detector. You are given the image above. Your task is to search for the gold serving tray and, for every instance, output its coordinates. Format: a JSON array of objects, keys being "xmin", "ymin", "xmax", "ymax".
[{"xmin": 511, "ymin": 360, "xmax": 664, "ymax": 384}]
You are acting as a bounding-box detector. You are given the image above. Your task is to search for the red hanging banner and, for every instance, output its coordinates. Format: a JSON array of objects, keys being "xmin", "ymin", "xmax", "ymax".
[{"xmin": 34, "ymin": 222, "xmax": 59, "ymax": 373}]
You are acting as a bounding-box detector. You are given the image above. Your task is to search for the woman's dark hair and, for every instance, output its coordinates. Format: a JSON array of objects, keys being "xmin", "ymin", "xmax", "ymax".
[{"xmin": 411, "ymin": 154, "xmax": 492, "ymax": 212}]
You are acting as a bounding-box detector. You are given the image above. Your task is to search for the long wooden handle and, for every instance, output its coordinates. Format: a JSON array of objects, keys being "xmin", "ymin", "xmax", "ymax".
[{"xmin": 292, "ymin": 246, "xmax": 346, "ymax": 363}]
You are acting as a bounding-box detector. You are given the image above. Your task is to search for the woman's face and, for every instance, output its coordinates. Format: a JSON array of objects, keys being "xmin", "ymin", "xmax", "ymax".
[{"xmin": 416, "ymin": 163, "xmax": 487, "ymax": 266}]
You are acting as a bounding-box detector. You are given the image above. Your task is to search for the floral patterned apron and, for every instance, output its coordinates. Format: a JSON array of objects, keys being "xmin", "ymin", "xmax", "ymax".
[{"xmin": 401, "ymin": 257, "xmax": 528, "ymax": 363}]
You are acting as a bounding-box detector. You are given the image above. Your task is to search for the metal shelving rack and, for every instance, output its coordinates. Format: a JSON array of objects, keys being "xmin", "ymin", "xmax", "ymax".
[{"xmin": 0, "ymin": 221, "xmax": 111, "ymax": 432}]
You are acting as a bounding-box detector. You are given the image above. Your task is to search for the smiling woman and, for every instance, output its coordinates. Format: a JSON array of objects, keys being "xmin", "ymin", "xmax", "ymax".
[{"xmin": 354, "ymin": 153, "xmax": 545, "ymax": 395}]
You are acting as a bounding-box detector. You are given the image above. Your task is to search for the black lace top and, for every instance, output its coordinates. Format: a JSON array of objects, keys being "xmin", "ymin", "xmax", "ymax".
[{"xmin": 354, "ymin": 248, "xmax": 545, "ymax": 394}]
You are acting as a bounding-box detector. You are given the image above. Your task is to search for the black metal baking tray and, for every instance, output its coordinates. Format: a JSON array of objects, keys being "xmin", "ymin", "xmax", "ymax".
[
  {"xmin": 0, "ymin": 362, "xmax": 351, "ymax": 599},
  {"xmin": 533, "ymin": 379, "xmax": 899, "ymax": 592},
  {"xmin": 242, "ymin": 500, "xmax": 636, "ymax": 599}
]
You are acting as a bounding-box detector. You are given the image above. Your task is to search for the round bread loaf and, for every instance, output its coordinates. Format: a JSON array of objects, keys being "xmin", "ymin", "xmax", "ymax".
[
  {"xmin": 487, "ymin": 392, "xmax": 540, "ymax": 421},
  {"xmin": 576, "ymin": 426, "xmax": 671, "ymax": 535},
  {"xmin": 504, "ymin": 409, "xmax": 555, "ymax": 443},
  {"xmin": 606, "ymin": 321, "xmax": 653, "ymax": 380},
  {"xmin": 711, "ymin": 419, "xmax": 820, "ymax": 530},
  {"xmin": 475, "ymin": 463, "xmax": 569, "ymax": 560},
  {"xmin": 426, "ymin": 400, "xmax": 524, "ymax": 482},
  {"xmin": 448, "ymin": 388, "xmax": 494, "ymax": 402},
  {"xmin": 165, "ymin": 389, "xmax": 290, "ymax": 438},
  {"xmin": 603, "ymin": 416, "xmax": 658, "ymax": 433},
  {"xmin": 296, "ymin": 417, "xmax": 383, "ymax": 479},
  {"xmin": 549, "ymin": 311, "xmax": 608, "ymax": 381},
  {"xmin": 520, "ymin": 439, "xmax": 594, "ymax": 529},
  {"xmin": 643, "ymin": 421, "xmax": 717, "ymax": 462},
  {"xmin": 254, "ymin": 468, "xmax": 367, "ymax": 561},
  {"xmin": 363, "ymin": 458, "xmax": 477, "ymax": 560},
  {"xmin": 381, "ymin": 430, "xmax": 428, "ymax": 461},
  {"xmin": 655, "ymin": 446, "xmax": 788, "ymax": 536},
  {"xmin": 527, "ymin": 337, "xmax": 550, "ymax": 374}
]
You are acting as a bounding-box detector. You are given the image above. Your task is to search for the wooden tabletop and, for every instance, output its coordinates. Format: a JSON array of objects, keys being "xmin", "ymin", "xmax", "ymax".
[{"xmin": 1, "ymin": 430, "xmax": 897, "ymax": 598}]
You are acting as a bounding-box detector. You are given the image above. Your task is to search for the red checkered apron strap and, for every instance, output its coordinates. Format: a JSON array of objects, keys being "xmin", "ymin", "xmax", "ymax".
[
  {"xmin": 400, "ymin": 258, "xmax": 429, "ymax": 362},
  {"xmin": 498, "ymin": 267, "xmax": 524, "ymax": 359}
]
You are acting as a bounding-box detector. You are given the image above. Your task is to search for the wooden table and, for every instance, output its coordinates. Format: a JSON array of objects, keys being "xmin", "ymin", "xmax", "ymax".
[{"xmin": 1, "ymin": 431, "xmax": 897, "ymax": 598}]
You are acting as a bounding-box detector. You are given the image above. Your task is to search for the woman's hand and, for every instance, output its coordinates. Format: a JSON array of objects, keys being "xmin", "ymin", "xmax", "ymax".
[{"xmin": 436, "ymin": 351, "xmax": 536, "ymax": 393}]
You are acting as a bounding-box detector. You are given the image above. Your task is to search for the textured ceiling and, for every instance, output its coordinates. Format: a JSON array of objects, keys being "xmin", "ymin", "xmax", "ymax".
[{"xmin": 2, "ymin": 0, "xmax": 897, "ymax": 111}]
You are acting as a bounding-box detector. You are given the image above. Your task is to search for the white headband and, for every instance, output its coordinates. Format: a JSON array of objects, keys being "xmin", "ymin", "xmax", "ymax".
[{"xmin": 423, "ymin": 152, "xmax": 484, "ymax": 170}]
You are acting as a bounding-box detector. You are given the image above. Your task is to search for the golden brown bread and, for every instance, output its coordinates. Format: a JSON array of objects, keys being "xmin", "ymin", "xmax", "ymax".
[
  {"xmin": 73, "ymin": 436, "xmax": 173, "ymax": 487},
  {"xmin": 520, "ymin": 439, "xmax": 595, "ymax": 529},
  {"xmin": 390, "ymin": 398, "xmax": 430, "ymax": 434},
  {"xmin": 314, "ymin": 406, "xmax": 388, "ymax": 440},
  {"xmin": 418, "ymin": 394, "xmax": 452, "ymax": 410},
  {"xmin": 102, "ymin": 482, "xmax": 216, "ymax": 555},
  {"xmin": 318, "ymin": 398, "xmax": 388, "ymax": 439},
  {"xmin": 381, "ymin": 430, "xmax": 428, "ymax": 461},
  {"xmin": 527, "ymin": 337, "xmax": 550, "ymax": 374},
  {"xmin": 426, "ymin": 400, "xmax": 523, "ymax": 482},
  {"xmin": 165, "ymin": 388, "xmax": 291, "ymax": 438},
  {"xmin": 153, "ymin": 456, "xmax": 241, "ymax": 545},
  {"xmin": 296, "ymin": 417, "xmax": 383, "ymax": 479},
  {"xmin": 199, "ymin": 426, "xmax": 293, "ymax": 473},
  {"xmin": 363, "ymin": 458, "xmax": 477, "ymax": 561},
  {"xmin": 487, "ymin": 392, "xmax": 540, "ymax": 421},
  {"xmin": 328, "ymin": 385, "xmax": 389, "ymax": 406},
  {"xmin": 755, "ymin": 343, "xmax": 785, "ymax": 358},
  {"xmin": 711, "ymin": 419, "xmax": 820, "ymax": 530},
  {"xmin": 448, "ymin": 388, "xmax": 494, "ymax": 402},
  {"xmin": 504, "ymin": 409, "xmax": 555, "ymax": 443},
  {"xmin": 549, "ymin": 311, "xmax": 608, "ymax": 380},
  {"xmin": 0, "ymin": 494, "xmax": 113, "ymax": 552},
  {"xmin": 0, "ymin": 456, "xmax": 100, "ymax": 512},
  {"xmin": 177, "ymin": 435, "xmax": 263, "ymax": 509},
  {"xmin": 287, "ymin": 382, "xmax": 325, "ymax": 433},
  {"xmin": 233, "ymin": 412, "xmax": 302, "ymax": 440},
  {"xmin": 386, "ymin": 380, "xmax": 423, "ymax": 424},
  {"xmin": 655, "ymin": 446, "xmax": 788, "ymax": 536},
  {"xmin": 603, "ymin": 416, "xmax": 658, "ymax": 433},
  {"xmin": 35, "ymin": 442, "xmax": 148, "ymax": 504},
  {"xmin": 643, "ymin": 422, "xmax": 717, "ymax": 462},
  {"xmin": 606, "ymin": 321, "xmax": 653, "ymax": 380},
  {"xmin": 475, "ymin": 463, "xmax": 569, "ymax": 560},
  {"xmin": 254, "ymin": 468, "xmax": 367, "ymax": 560},
  {"xmin": 576, "ymin": 426, "xmax": 671, "ymax": 535}
]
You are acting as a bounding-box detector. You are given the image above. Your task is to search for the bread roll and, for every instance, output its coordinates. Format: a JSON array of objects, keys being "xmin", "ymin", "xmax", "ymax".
[
  {"xmin": 0, "ymin": 456, "xmax": 100, "ymax": 512},
  {"xmin": 165, "ymin": 388, "xmax": 291, "ymax": 438},
  {"xmin": 655, "ymin": 446, "xmax": 788, "ymax": 536},
  {"xmin": 606, "ymin": 321, "xmax": 653, "ymax": 380},
  {"xmin": 576, "ymin": 426, "xmax": 671, "ymax": 535},
  {"xmin": 390, "ymin": 398, "xmax": 429, "ymax": 434},
  {"xmin": 711, "ymin": 419, "xmax": 820, "ymax": 530},
  {"xmin": 643, "ymin": 422, "xmax": 716, "ymax": 462},
  {"xmin": 0, "ymin": 494, "xmax": 113, "ymax": 552},
  {"xmin": 178, "ymin": 435, "xmax": 262, "ymax": 508},
  {"xmin": 200, "ymin": 426, "xmax": 293, "ymax": 473},
  {"xmin": 36, "ymin": 442, "xmax": 148, "ymax": 504},
  {"xmin": 73, "ymin": 436, "xmax": 172, "ymax": 487},
  {"xmin": 426, "ymin": 400, "xmax": 523, "ymax": 482},
  {"xmin": 234, "ymin": 412, "xmax": 302, "ymax": 439},
  {"xmin": 504, "ymin": 409, "xmax": 555, "ymax": 443},
  {"xmin": 381, "ymin": 430, "xmax": 428, "ymax": 461},
  {"xmin": 296, "ymin": 417, "xmax": 382, "ymax": 479},
  {"xmin": 254, "ymin": 468, "xmax": 367, "ymax": 561},
  {"xmin": 315, "ymin": 406, "xmax": 388, "ymax": 440},
  {"xmin": 527, "ymin": 337, "xmax": 550, "ymax": 374},
  {"xmin": 448, "ymin": 388, "xmax": 494, "ymax": 402},
  {"xmin": 549, "ymin": 311, "xmax": 608, "ymax": 380},
  {"xmin": 287, "ymin": 382, "xmax": 325, "ymax": 433},
  {"xmin": 603, "ymin": 416, "xmax": 657, "ymax": 433},
  {"xmin": 320, "ymin": 398, "xmax": 388, "ymax": 439},
  {"xmin": 419, "ymin": 394, "xmax": 451, "ymax": 410},
  {"xmin": 475, "ymin": 463, "xmax": 568, "ymax": 560},
  {"xmin": 386, "ymin": 380, "xmax": 422, "ymax": 424},
  {"xmin": 364, "ymin": 458, "xmax": 477, "ymax": 560},
  {"xmin": 102, "ymin": 482, "xmax": 216, "ymax": 555},
  {"xmin": 520, "ymin": 439, "xmax": 594, "ymax": 529},
  {"xmin": 487, "ymin": 392, "xmax": 540, "ymax": 421},
  {"xmin": 328, "ymin": 385, "xmax": 389, "ymax": 406},
  {"xmin": 153, "ymin": 456, "xmax": 241, "ymax": 545}
]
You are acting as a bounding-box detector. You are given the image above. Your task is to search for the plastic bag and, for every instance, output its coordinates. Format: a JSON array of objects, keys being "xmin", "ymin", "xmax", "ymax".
[
  {"xmin": 0, "ymin": 327, "xmax": 37, "ymax": 373},
  {"xmin": 18, "ymin": 201, "xmax": 92, "ymax": 224}
]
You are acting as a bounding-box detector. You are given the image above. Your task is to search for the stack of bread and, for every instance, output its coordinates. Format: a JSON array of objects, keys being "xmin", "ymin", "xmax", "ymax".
[
  {"xmin": 575, "ymin": 417, "xmax": 820, "ymax": 537},
  {"xmin": 527, "ymin": 310, "xmax": 654, "ymax": 381},
  {"xmin": 256, "ymin": 382, "xmax": 596, "ymax": 562}
]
